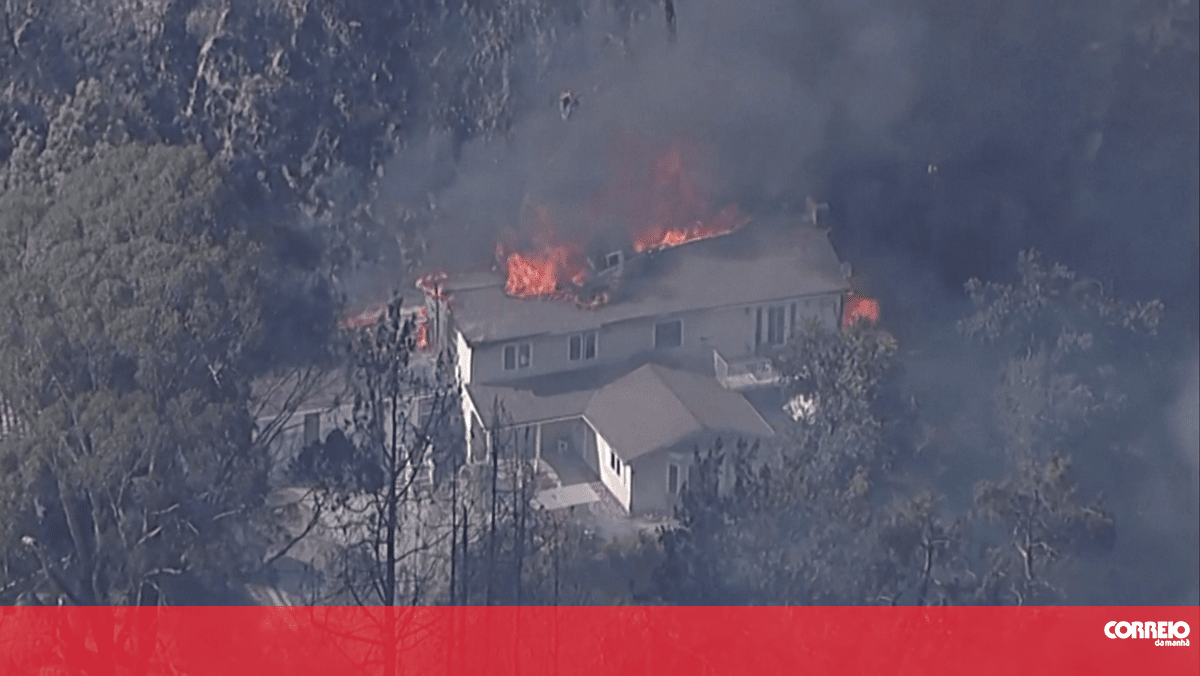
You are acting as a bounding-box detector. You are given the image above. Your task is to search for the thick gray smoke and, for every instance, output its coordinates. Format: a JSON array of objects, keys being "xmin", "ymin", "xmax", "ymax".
[
  {"xmin": 354, "ymin": 0, "xmax": 1197, "ymax": 604},
  {"xmin": 1173, "ymin": 350, "xmax": 1200, "ymax": 486},
  {"xmin": 375, "ymin": 0, "xmax": 924, "ymax": 276}
]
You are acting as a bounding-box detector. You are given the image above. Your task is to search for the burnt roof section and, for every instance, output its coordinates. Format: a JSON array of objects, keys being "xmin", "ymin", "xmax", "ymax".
[
  {"xmin": 448, "ymin": 216, "xmax": 851, "ymax": 344},
  {"xmin": 584, "ymin": 364, "xmax": 775, "ymax": 462}
]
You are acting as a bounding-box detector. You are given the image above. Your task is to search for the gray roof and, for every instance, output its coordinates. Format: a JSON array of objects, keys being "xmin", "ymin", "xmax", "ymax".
[
  {"xmin": 449, "ymin": 218, "xmax": 850, "ymax": 344},
  {"xmin": 584, "ymin": 364, "xmax": 774, "ymax": 462},
  {"xmin": 252, "ymin": 367, "xmax": 352, "ymax": 421},
  {"xmin": 466, "ymin": 351, "xmax": 717, "ymax": 426}
]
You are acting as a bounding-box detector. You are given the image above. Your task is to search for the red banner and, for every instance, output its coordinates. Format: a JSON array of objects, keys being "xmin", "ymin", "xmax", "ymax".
[{"xmin": 0, "ymin": 606, "xmax": 1196, "ymax": 675}]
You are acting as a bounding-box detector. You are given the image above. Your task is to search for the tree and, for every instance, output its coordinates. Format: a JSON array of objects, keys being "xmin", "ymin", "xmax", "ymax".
[
  {"xmin": 874, "ymin": 491, "xmax": 977, "ymax": 606},
  {"xmin": 0, "ymin": 143, "xmax": 281, "ymax": 605},
  {"xmin": 973, "ymin": 454, "xmax": 1114, "ymax": 605},
  {"xmin": 772, "ymin": 319, "xmax": 900, "ymax": 500},
  {"xmin": 280, "ymin": 297, "xmax": 461, "ymax": 674}
]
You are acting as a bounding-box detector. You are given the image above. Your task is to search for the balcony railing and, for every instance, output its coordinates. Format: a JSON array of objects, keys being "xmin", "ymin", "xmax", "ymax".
[{"xmin": 713, "ymin": 351, "xmax": 780, "ymax": 390}]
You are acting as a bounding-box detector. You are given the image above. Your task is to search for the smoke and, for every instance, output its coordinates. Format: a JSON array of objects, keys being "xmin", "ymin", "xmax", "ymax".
[
  {"xmin": 1173, "ymin": 349, "xmax": 1200, "ymax": 486},
  {"xmin": 351, "ymin": 0, "xmax": 1197, "ymax": 603},
  {"xmin": 372, "ymin": 0, "xmax": 924, "ymax": 277}
]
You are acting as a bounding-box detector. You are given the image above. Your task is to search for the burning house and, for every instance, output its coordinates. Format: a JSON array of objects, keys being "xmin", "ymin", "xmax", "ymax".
[{"xmin": 418, "ymin": 215, "xmax": 853, "ymax": 517}]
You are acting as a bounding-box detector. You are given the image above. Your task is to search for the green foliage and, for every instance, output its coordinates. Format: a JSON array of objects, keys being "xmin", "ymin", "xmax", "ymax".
[
  {"xmin": 773, "ymin": 321, "xmax": 899, "ymax": 496},
  {"xmin": 657, "ymin": 324, "xmax": 901, "ymax": 605},
  {"xmin": 0, "ymin": 143, "xmax": 278, "ymax": 605}
]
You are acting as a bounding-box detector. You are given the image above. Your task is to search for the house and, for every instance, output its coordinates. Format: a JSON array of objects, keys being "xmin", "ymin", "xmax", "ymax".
[
  {"xmin": 252, "ymin": 352, "xmax": 454, "ymax": 488},
  {"xmin": 420, "ymin": 216, "xmax": 853, "ymax": 517}
]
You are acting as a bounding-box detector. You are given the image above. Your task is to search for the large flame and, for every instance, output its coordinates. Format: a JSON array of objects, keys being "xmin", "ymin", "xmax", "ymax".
[
  {"xmin": 501, "ymin": 243, "xmax": 588, "ymax": 297},
  {"xmin": 494, "ymin": 140, "xmax": 747, "ymax": 303},
  {"xmin": 842, "ymin": 293, "xmax": 881, "ymax": 330},
  {"xmin": 497, "ymin": 205, "xmax": 594, "ymax": 300}
]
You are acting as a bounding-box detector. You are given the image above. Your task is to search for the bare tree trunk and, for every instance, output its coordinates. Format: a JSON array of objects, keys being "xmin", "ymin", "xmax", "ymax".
[
  {"xmin": 460, "ymin": 501, "xmax": 469, "ymax": 605},
  {"xmin": 449, "ymin": 469, "xmax": 458, "ymax": 606},
  {"xmin": 384, "ymin": 395, "xmax": 399, "ymax": 676},
  {"xmin": 487, "ymin": 430, "xmax": 498, "ymax": 605},
  {"xmin": 514, "ymin": 458, "xmax": 525, "ymax": 607}
]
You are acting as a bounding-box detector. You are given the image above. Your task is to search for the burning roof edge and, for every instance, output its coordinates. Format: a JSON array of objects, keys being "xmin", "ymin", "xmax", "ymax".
[{"xmin": 447, "ymin": 218, "xmax": 852, "ymax": 345}]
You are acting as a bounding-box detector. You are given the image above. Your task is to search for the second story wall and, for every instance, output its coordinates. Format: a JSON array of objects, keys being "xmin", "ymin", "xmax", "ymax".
[{"xmin": 463, "ymin": 291, "xmax": 844, "ymax": 385}]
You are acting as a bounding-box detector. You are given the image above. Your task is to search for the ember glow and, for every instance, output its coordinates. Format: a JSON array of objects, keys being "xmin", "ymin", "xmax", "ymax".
[{"xmin": 842, "ymin": 293, "xmax": 881, "ymax": 330}]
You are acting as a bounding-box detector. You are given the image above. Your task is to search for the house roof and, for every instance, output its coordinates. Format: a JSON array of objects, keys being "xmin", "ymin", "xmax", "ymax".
[
  {"xmin": 465, "ymin": 350, "xmax": 717, "ymax": 427},
  {"xmin": 584, "ymin": 364, "xmax": 774, "ymax": 462},
  {"xmin": 252, "ymin": 367, "xmax": 353, "ymax": 422},
  {"xmin": 448, "ymin": 218, "xmax": 851, "ymax": 344}
]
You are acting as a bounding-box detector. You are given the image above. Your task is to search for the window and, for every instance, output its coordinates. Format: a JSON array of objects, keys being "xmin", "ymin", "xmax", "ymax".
[
  {"xmin": 789, "ymin": 303, "xmax": 797, "ymax": 336},
  {"xmin": 667, "ymin": 463, "xmax": 680, "ymax": 495},
  {"xmin": 610, "ymin": 448, "xmax": 621, "ymax": 476},
  {"xmin": 569, "ymin": 331, "xmax": 598, "ymax": 361},
  {"xmin": 654, "ymin": 319, "xmax": 683, "ymax": 349},
  {"xmin": 603, "ymin": 251, "xmax": 623, "ymax": 270},
  {"xmin": 767, "ymin": 306, "xmax": 786, "ymax": 345},
  {"xmin": 303, "ymin": 413, "xmax": 320, "ymax": 447},
  {"xmin": 756, "ymin": 305, "xmax": 786, "ymax": 347},
  {"xmin": 503, "ymin": 343, "xmax": 532, "ymax": 371}
]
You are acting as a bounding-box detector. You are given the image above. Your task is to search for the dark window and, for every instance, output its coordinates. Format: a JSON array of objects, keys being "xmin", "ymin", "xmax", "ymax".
[
  {"xmin": 604, "ymin": 251, "xmax": 623, "ymax": 269},
  {"xmin": 767, "ymin": 306, "xmax": 786, "ymax": 345},
  {"xmin": 569, "ymin": 331, "xmax": 598, "ymax": 361},
  {"xmin": 585, "ymin": 332, "xmax": 597, "ymax": 359},
  {"xmin": 303, "ymin": 413, "xmax": 320, "ymax": 447},
  {"xmin": 755, "ymin": 307, "xmax": 763, "ymax": 347},
  {"xmin": 654, "ymin": 320, "xmax": 683, "ymax": 348},
  {"xmin": 668, "ymin": 463, "xmax": 680, "ymax": 495},
  {"xmin": 503, "ymin": 343, "xmax": 532, "ymax": 371},
  {"xmin": 790, "ymin": 303, "xmax": 797, "ymax": 335}
]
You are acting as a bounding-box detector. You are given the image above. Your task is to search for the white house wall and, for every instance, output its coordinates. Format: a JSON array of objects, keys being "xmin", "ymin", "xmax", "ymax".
[
  {"xmin": 455, "ymin": 329, "xmax": 474, "ymax": 386},
  {"xmin": 466, "ymin": 292, "xmax": 843, "ymax": 385},
  {"xmin": 592, "ymin": 426, "xmax": 632, "ymax": 512}
]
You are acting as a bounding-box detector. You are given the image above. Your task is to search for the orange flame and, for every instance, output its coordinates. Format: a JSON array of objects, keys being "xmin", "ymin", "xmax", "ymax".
[
  {"xmin": 338, "ymin": 303, "xmax": 431, "ymax": 351},
  {"xmin": 503, "ymin": 245, "xmax": 585, "ymax": 297},
  {"xmin": 631, "ymin": 142, "xmax": 749, "ymax": 253},
  {"xmin": 842, "ymin": 293, "xmax": 881, "ymax": 330},
  {"xmin": 497, "ymin": 205, "xmax": 593, "ymax": 300}
]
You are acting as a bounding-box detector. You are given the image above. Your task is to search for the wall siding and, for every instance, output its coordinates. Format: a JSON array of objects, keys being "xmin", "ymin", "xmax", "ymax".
[
  {"xmin": 594, "ymin": 427, "xmax": 632, "ymax": 512},
  {"xmin": 466, "ymin": 292, "xmax": 843, "ymax": 385}
]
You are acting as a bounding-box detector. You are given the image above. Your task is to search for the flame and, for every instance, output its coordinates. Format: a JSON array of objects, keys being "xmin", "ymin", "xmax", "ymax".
[
  {"xmin": 631, "ymin": 142, "xmax": 749, "ymax": 253},
  {"xmin": 413, "ymin": 306, "xmax": 430, "ymax": 350},
  {"xmin": 496, "ymin": 204, "xmax": 595, "ymax": 301},
  {"xmin": 338, "ymin": 302, "xmax": 431, "ymax": 351},
  {"xmin": 634, "ymin": 203, "xmax": 751, "ymax": 253},
  {"xmin": 842, "ymin": 293, "xmax": 881, "ymax": 330},
  {"xmin": 492, "ymin": 140, "xmax": 746, "ymax": 305},
  {"xmin": 503, "ymin": 245, "xmax": 584, "ymax": 297},
  {"xmin": 339, "ymin": 304, "xmax": 387, "ymax": 330},
  {"xmin": 416, "ymin": 271, "xmax": 450, "ymax": 302}
]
